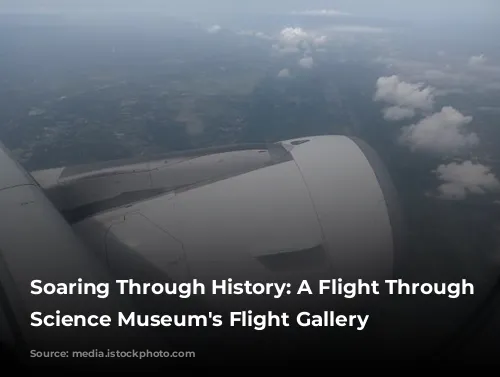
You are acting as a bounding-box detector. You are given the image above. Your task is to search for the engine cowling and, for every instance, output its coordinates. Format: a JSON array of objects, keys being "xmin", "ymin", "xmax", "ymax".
[{"xmin": 70, "ymin": 135, "xmax": 404, "ymax": 312}]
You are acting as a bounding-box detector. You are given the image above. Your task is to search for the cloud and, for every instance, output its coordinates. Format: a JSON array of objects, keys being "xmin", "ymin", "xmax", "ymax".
[
  {"xmin": 298, "ymin": 56, "xmax": 314, "ymax": 69},
  {"xmin": 374, "ymin": 75, "xmax": 435, "ymax": 111},
  {"xmin": 313, "ymin": 35, "xmax": 327, "ymax": 46},
  {"xmin": 280, "ymin": 27, "xmax": 309, "ymax": 45},
  {"xmin": 277, "ymin": 68, "xmax": 291, "ymax": 78},
  {"xmin": 434, "ymin": 161, "xmax": 500, "ymax": 200},
  {"xmin": 291, "ymin": 9, "xmax": 351, "ymax": 16},
  {"xmin": 207, "ymin": 25, "xmax": 221, "ymax": 34},
  {"xmin": 399, "ymin": 107, "xmax": 479, "ymax": 153},
  {"xmin": 469, "ymin": 54, "xmax": 487, "ymax": 66},
  {"xmin": 274, "ymin": 27, "xmax": 327, "ymax": 54},
  {"xmin": 383, "ymin": 106, "xmax": 416, "ymax": 121}
]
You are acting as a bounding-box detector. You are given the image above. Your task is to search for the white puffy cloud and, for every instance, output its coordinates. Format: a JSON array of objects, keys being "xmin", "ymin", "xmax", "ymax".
[
  {"xmin": 313, "ymin": 35, "xmax": 327, "ymax": 46},
  {"xmin": 374, "ymin": 75, "xmax": 435, "ymax": 111},
  {"xmin": 434, "ymin": 161, "xmax": 500, "ymax": 200},
  {"xmin": 436, "ymin": 183, "xmax": 469, "ymax": 200},
  {"xmin": 280, "ymin": 27, "xmax": 309, "ymax": 45},
  {"xmin": 298, "ymin": 56, "xmax": 314, "ymax": 69},
  {"xmin": 207, "ymin": 25, "xmax": 221, "ymax": 34},
  {"xmin": 382, "ymin": 106, "xmax": 416, "ymax": 121},
  {"xmin": 374, "ymin": 75, "xmax": 436, "ymax": 121},
  {"xmin": 398, "ymin": 106, "xmax": 479, "ymax": 153},
  {"xmin": 469, "ymin": 54, "xmax": 487, "ymax": 66},
  {"xmin": 277, "ymin": 68, "xmax": 291, "ymax": 78},
  {"xmin": 274, "ymin": 27, "xmax": 327, "ymax": 54},
  {"xmin": 291, "ymin": 9, "xmax": 351, "ymax": 16}
]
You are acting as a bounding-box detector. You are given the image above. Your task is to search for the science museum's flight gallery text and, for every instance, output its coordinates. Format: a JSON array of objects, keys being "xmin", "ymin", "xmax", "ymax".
[{"xmin": 28, "ymin": 278, "xmax": 474, "ymax": 331}]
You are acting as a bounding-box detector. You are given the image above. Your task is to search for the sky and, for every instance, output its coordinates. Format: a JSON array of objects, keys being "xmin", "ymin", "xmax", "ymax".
[
  {"xmin": 1, "ymin": 0, "xmax": 498, "ymax": 22},
  {"xmin": 2, "ymin": 0, "xmax": 500, "ymax": 201}
]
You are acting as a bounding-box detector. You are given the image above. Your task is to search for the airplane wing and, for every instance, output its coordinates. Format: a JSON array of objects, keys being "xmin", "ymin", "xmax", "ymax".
[{"xmin": 0, "ymin": 140, "xmax": 163, "ymax": 356}]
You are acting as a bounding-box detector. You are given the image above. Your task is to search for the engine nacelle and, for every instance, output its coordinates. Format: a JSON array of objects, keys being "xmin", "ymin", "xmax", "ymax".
[{"xmin": 70, "ymin": 135, "xmax": 404, "ymax": 312}]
